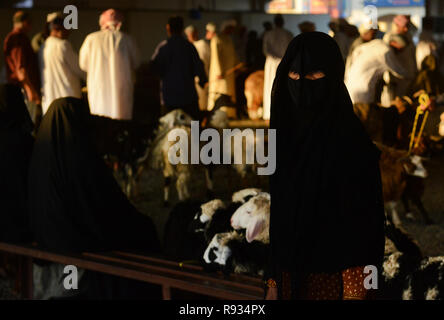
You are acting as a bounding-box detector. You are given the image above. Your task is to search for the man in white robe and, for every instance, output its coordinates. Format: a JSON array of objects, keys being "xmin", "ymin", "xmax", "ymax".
[
  {"xmin": 262, "ymin": 14, "xmax": 293, "ymax": 120},
  {"xmin": 207, "ymin": 21, "xmax": 239, "ymax": 112},
  {"xmin": 79, "ymin": 9, "xmax": 140, "ymax": 120},
  {"xmin": 345, "ymin": 37, "xmax": 407, "ymax": 105},
  {"xmin": 381, "ymin": 15, "xmax": 417, "ymax": 106},
  {"xmin": 39, "ymin": 17, "xmax": 85, "ymax": 114},
  {"xmin": 185, "ymin": 24, "xmax": 210, "ymax": 111}
]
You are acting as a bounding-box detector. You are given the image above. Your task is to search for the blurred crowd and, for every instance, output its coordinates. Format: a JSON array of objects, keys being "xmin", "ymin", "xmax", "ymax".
[{"xmin": 2, "ymin": 9, "xmax": 444, "ymax": 137}]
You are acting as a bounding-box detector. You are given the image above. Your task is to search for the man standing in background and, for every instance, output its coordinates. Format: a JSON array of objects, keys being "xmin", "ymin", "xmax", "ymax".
[
  {"xmin": 207, "ymin": 20, "xmax": 239, "ymax": 112},
  {"xmin": 382, "ymin": 15, "xmax": 417, "ymax": 105},
  {"xmin": 262, "ymin": 14, "xmax": 293, "ymax": 121},
  {"xmin": 39, "ymin": 17, "xmax": 85, "ymax": 114},
  {"xmin": 31, "ymin": 11, "xmax": 62, "ymax": 53},
  {"xmin": 4, "ymin": 11, "xmax": 41, "ymax": 127},
  {"xmin": 79, "ymin": 9, "xmax": 140, "ymax": 120},
  {"xmin": 151, "ymin": 16, "xmax": 207, "ymax": 119},
  {"xmin": 185, "ymin": 24, "xmax": 210, "ymax": 111}
]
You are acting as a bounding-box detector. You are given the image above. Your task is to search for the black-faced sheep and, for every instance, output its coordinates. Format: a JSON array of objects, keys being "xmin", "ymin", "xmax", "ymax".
[
  {"xmin": 164, "ymin": 189, "xmax": 261, "ymax": 263},
  {"xmin": 203, "ymin": 192, "xmax": 270, "ymax": 276}
]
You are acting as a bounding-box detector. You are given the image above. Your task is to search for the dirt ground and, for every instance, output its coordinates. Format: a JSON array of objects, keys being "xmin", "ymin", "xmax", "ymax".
[{"xmin": 132, "ymin": 155, "xmax": 444, "ymax": 257}]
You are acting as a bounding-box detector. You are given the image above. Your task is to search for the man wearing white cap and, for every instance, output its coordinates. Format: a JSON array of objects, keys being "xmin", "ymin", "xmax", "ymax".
[
  {"xmin": 382, "ymin": 15, "xmax": 417, "ymax": 105},
  {"xmin": 31, "ymin": 11, "xmax": 62, "ymax": 53},
  {"xmin": 39, "ymin": 16, "xmax": 85, "ymax": 114},
  {"xmin": 79, "ymin": 9, "xmax": 140, "ymax": 120},
  {"xmin": 345, "ymin": 35, "xmax": 408, "ymax": 105},
  {"xmin": 207, "ymin": 20, "xmax": 239, "ymax": 111},
  {"xmin": 185, "ymin": 24, "xmax": 210, "ymax": 111},
  {"xmin": 262, "ymin": 14, "xmax": 293, "ymax": 121}
]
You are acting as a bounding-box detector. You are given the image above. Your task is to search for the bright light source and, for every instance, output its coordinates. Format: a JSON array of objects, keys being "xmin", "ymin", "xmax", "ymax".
[{"xmin": 14, "ymin": 0, "xmax": 33, "ymax": 8}]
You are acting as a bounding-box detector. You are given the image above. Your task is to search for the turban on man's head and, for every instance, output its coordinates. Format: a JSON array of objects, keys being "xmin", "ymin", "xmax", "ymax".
[{"xmin": 99, "ymin": 9, "xmax": 123, "ymax": 31}]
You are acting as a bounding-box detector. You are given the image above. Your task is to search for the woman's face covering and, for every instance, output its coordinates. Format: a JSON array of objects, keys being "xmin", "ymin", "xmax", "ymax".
[{"xmin": 286, "ymin": 51, "xmax": 328, "ymax": 109}]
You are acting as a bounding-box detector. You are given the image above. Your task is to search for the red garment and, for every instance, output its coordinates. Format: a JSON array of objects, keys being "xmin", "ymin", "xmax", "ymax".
[
  {"xmin": 3, "ymin": 27, "xmax": 40, "ymax": 103},
  {"xmin": 281, "ymin": 266, "xmax": 372, "ymax": 300}
]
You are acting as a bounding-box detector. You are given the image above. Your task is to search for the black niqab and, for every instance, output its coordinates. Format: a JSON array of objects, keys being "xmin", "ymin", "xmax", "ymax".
[
  {"xmin": 28, "ymin": 98, "xmax": 160, "ymax": 253},
  {"xmin": 0, "ymin": 84, "xmax": 33, "ymax": 241},
  {"xmin": 269, "ymin": 32, "xmax": 385, "ymax": 276}
]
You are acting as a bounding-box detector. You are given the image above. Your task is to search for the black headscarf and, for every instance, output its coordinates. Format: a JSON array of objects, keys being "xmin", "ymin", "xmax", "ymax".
[
  {"xmin": 269, "ymin": 32, "xmax": 385, "ymax": 276},
  {"xmin": 28, "ymin": 97, "xmax": 160, "ymax": 253},
  {"xmin": 0, "ymin": 84, "xmax": 34, "ymax": 242}
]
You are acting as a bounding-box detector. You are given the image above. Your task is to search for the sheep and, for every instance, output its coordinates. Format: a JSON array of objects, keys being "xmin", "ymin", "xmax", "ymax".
[
  {"xmin": 187, "ymin": 199, "xmax": 227, "ymax": 237},
  {"xmin": 202, "ymin": 192, "xmax": 271, "ymax": 276},
  {"xmin": 164, "ymin": 189, "xmax": 265, "ymax": 263},
  {"xmin": 379, "ymin": 218, "xmax": 423, "ymax": 300},
  {"xmin": 380, "ymin": 218, "xmax": 444, "ymax": 300},
  {"xmin": 203, "ymin": 231, "xmax": 241, "ymax": 269},
  {"xmin": 135, "ymin": 109, "xmax": 212, "ymax": 204},
  {"xmin": 89, "ymin": 115, "xmax": 158, "ymax": 197},
  {"xmin": 376, "ymin": 142, "xmax": 432, "ymax": 226},
  {"xmin": 230, "ymin": 192, "xmax": 270, "ymax": 243},
  {"xmin": 404, "ymin": 256, "xmax": 444, "ymax": 300},
  {"xmin": 189, "ymin": 189, "xmax": 262, "ymax": 244},
  {"xmin": 231, "ymin": 188, "xmax": 262, "ymax": 204},
  {"xmin": 244, "ymin": 71, "xmax": 264, "ymax": 120},
  {"xmin": 163, "ymin": 200, "xmax": 206, "ymax": 261},
  {"xmin": 203, "ymin": 231, "xmax": 269, "ymax": 276},
  {"xmin": 163, "ymin": 198, "xmax": 226, "ymax": 262}
]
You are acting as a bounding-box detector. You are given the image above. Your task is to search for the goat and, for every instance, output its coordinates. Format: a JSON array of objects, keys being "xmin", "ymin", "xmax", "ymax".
[
  {"xmin": 244, "ymin": 71, "xmax": 264, "ymax": 120},
  {"xmin": 376, "ymin": 142, "xmax": 432, "ymax": 225}
]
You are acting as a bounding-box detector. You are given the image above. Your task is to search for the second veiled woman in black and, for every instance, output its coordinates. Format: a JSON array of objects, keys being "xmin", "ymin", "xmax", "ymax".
[
  {"xmin": 0, "ymin": 84, "xmax": 34, "ymax": 242},
  {"xmin": 28, "ymin": 97, "xmax": 160, "ymax": 253},
  {"xmin": 267, "ymin": 32, "xmax": 385, "ymax": 300}
]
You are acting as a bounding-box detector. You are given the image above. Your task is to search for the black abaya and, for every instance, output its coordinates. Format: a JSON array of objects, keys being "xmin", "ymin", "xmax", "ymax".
[
  {"xmin": 0, "ymin": 84, "xmax": 33, "ymax": 242},
  {"xmin": 28, "ymin": 97, "xmax": 160, "ymax": 253},
  {"xmin": 269, "ymin": 32, "xmax": 385, "ymax": 278}
]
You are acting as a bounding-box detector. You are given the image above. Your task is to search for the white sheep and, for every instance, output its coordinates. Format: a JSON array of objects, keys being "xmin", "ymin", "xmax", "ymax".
[
  {"xmin": 230, "ymin": 192, "xmax": 270, "ymax": 244},
  {"xmin": 136, "ymin": 109, "xmax": 211, "ymax": 203}
]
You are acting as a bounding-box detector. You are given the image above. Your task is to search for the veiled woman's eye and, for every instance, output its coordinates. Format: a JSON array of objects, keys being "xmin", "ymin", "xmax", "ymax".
[
  {"xmin": 288, "ymin": 72, "xmax": 300, "ymax": 80},
  {"xmin": 305, "ymin": 71, "xmax": 325, "ymax": 80}
]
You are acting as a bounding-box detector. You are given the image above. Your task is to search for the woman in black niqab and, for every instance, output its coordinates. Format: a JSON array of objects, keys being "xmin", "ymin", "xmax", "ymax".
[
  {"xmin": 28, "ymin": 97, "xmax": 160, "ymax": 253},
  {"xmin": 0, "ymin": 84, "xmax": 34, "ymax": 242},
  {"xmin": 268, "ymin": 32, "xmax": 385, "ymax": 300}
]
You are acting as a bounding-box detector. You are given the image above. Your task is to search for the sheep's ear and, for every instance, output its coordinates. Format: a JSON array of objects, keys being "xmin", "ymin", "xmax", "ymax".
[{"xmin": 246, "ymin": 219, "xmax": 264, "ymax": 243}]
